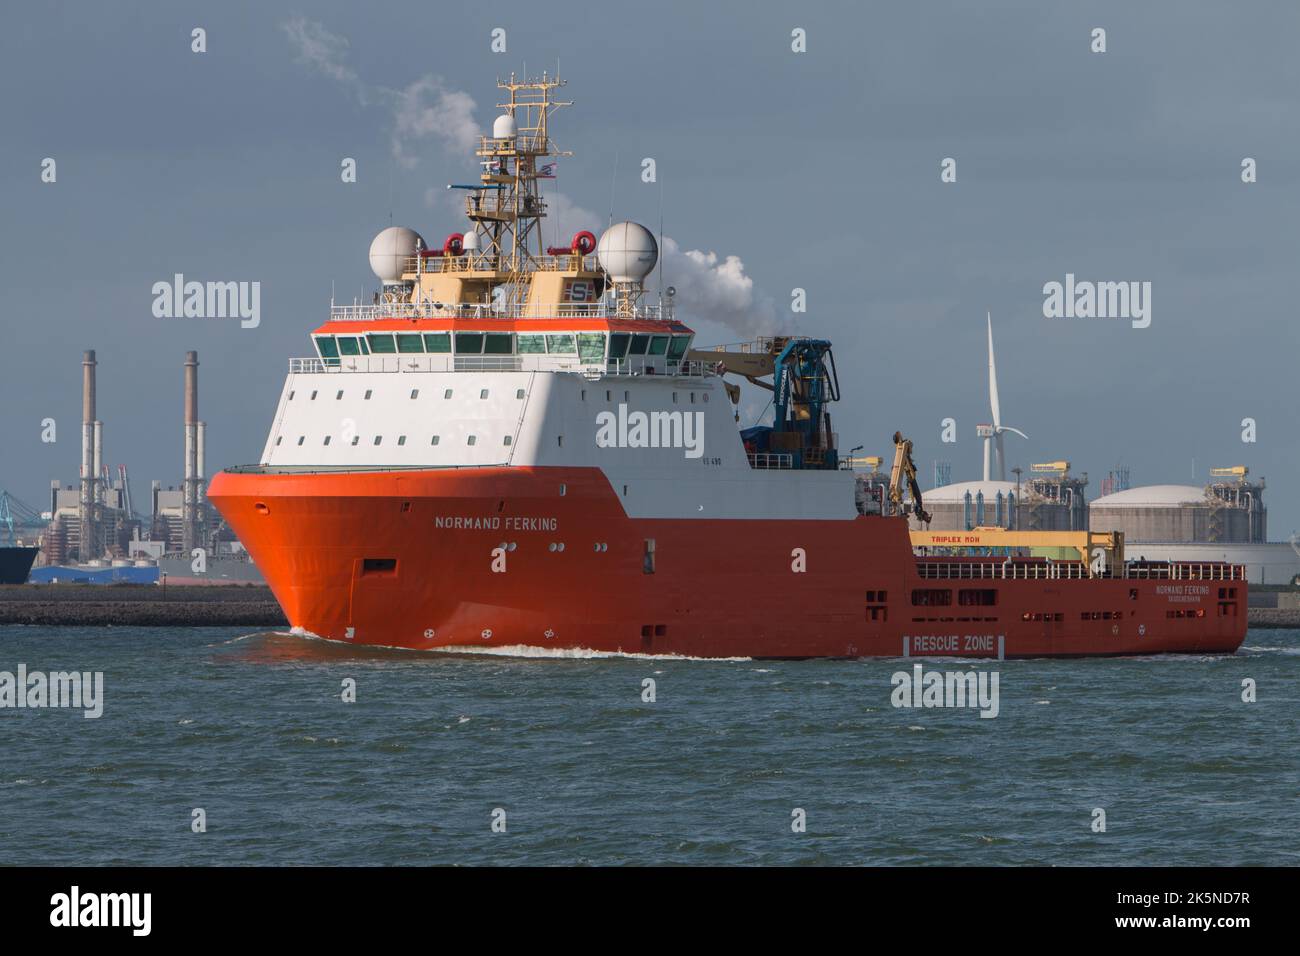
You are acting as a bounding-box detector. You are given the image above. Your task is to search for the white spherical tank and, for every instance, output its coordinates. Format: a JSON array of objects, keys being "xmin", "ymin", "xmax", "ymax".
[
  {"xmin": 368, "ymin": 226, "xmax": 425, "ymax": 284},
  {"xmin": 492, "ymin": 113, "xmax": 517, "ymax": 139},
  {"xmin": 597, "ymin": 221, "xmax": 658, "ymax": 284}
]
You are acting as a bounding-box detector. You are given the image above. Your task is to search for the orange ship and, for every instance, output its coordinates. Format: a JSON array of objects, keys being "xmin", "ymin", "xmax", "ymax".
[{"xmin": 208, "ymin": 74, "xmax": 1246, "ymax": 659}]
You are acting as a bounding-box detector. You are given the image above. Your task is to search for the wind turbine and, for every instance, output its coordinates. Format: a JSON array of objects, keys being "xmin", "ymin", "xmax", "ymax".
[{"xmin": 981, "ymin": 313, "xmax": 1027, "ymax": 481}]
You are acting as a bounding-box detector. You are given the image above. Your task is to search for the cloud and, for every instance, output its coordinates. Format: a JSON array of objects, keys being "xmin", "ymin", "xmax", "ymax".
[
  {"xmin": 660, "ymin": 237, "xmax": 780, "ymax": 337},
  {"xmin": 282, "ymin": 17, "xmax": 361, "ymax": 94},
  {"xmin": 282, "ymin": 18, "xmax": 478, "ymax": 167}
]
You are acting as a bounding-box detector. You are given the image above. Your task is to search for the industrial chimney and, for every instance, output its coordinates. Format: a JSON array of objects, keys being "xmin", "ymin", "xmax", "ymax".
[
  {"xmin": 182, "ymin": 351, "xmax": 201, "ymax": 553},
  {"xmin": 78, "ymin": 350, "xmax": 98, "ymax": 562}
]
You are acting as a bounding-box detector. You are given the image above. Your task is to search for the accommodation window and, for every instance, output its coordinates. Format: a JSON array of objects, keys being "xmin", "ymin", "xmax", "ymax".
[
  {"xmin": 324, "ymin": 436, "xmax": 331, "ymax": 445},
  {"xmin": 410, "ymin": 389, "xmax": 419, "ymax": 399},
  {"xmin": 431, "ymin": 436, "xmax": 440, "ymax": 445},
  {"xmin": 467, "ymin": 435, "xmax": 477, "ymax": 446},
  {"xmin": 336, "ymin": 390, "xmax": 343, "ymax": 399},
  {"xmin": 480, "ymin": 388, "xmax": 489, "ymax": 399},
  {"xmin": 958, "ymin": 589, "xmax": 997, "ymax": 606},
  {"xmin": 351, "ymin": 436, "xmax": 360, "ymax": 445},
  {"xmin": 516, "ymin": 389, "xmax": 525, "ymax": 399},
  {"xmin": 310, "ymin": 390, "xmax": 318, "ymax": 400},
  {"xmin": 373, "ymin": 436, "xmax": 382, "ymax": 446},
  {"xmin": 444, "ymin": 389, "xmax": 453, "ymax": 399},
  {"xmin": 503, "ymin": 435, "xmax": 512, "ymax": 446},
  {"xmin": 297, "ymin": 436, "xmax": 305, "ymax": 446},
  {"xmin": 397, "ymin": 436, "xmax": 406, "ymax": 446},
  {"xmin": 911, "ymin": 589, "xmax": 953, "ymax": 607},
  {"xmin": 364, "ymin": 389, "xmax": 372, "ymax": 400},
  {"xmin": 288, "ymin": 391, "xmax": 295, "ymax": 400},
  {"xmin": 275, "ymin": 436, "xmax": 282, "ymax": 445}
]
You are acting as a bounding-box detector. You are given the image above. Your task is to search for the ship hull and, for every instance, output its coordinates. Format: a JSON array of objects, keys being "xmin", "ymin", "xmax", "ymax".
[
  {"xmin": 208, "ymin": 467, "xmax": 1247, "ymax": 659},
  {"xmin": 0, "ymin": 547, "xmax": 39, "ymax": 585}
]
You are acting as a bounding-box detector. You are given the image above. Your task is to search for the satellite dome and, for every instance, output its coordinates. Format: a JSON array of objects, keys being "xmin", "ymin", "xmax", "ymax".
[
  {"xmin": 461, "ymin": 230, "xmax": 480, "ymax": 252},
  {"xmin": 597, "ymin": 221, "xmax": 658, "ymax": 284},
  {"xmin": 492, "ymin": 113, "xmax": 517, "ymax": 139},
  {"xmin": 368, "ymin": 226, "xmax": 424, "ymax": 284}
]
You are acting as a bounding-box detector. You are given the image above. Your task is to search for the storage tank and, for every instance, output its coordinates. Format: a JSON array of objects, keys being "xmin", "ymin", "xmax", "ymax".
[{"xmin": 1089, "ymin": 482, "xmax": 1265, "ymax": 544}]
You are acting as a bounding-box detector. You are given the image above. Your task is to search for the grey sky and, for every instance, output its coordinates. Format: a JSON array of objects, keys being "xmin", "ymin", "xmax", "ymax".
[{"xmin": 2, "ymin": 1, "xmax": 1298, "ymax": 532}]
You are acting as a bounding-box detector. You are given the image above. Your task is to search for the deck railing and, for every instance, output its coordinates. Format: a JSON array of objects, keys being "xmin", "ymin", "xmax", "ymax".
[
  {"xmin": 914, "ymin": 560, "xmax": 1247, "ymax": 582},
  {"xmin": 326, "ymin": 301, "xmax": 675, "ymax": 322}
]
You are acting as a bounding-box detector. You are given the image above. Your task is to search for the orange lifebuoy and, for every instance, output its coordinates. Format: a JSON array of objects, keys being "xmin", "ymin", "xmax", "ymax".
[
  {"xmin": 572, "ymin": 230, "xmax": 597, "ymax": 255},
  {"xmin": 444, "ymin": 233, "xmax": 464, "ymax": 256}
]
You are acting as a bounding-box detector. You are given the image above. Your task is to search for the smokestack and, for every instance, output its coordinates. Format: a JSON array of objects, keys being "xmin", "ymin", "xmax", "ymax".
[
  {"xmin": 79, "ymin": 350, "xmax": 97, "ymax": 562},
  {"xmin": 93, "ymin": 421, "xmax": 103, "ymax": 504},
  {"xmin": 196, "ymin": 421, "xmax": 206, "ymax": 504},
  {"xmin": 182, "ymin": 351, "xmax": 199, "ymax": 553}
]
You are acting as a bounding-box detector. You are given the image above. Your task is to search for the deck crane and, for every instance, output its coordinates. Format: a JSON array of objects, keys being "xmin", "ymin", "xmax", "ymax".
[{"xmin": 888, "ymin": 431, "xmax": 931, "ymax": 525}]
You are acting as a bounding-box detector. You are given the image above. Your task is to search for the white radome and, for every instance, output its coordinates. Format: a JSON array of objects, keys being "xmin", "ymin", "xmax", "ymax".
[
  {"xmin": 368, "ymin": 226, "xmax": 424, "ymax": 284},
  {"xmin": 461, "ymin": 230, "xmax": 480, "ymax": 252},
  {"xmin": 597, "ymin": 221, "xmax": 658, "ymax": 284},
  {"xmin": 492, "ymin": 113, "xmax": 517, "ymax": 139}
]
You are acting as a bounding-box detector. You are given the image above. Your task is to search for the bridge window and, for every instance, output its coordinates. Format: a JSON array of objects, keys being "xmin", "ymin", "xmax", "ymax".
[
  {"xmin": 608, "ymin": 333, "xmax": 631, "ymax": 359},
  {"xmin": 668, "ymin": 335, "xmax": 691, "ymax": 360},
  {"xmin": 337, "ymin": 336, "xmax": 361, "ymax": 356},
  {"xmin": 366, "ymin": 334, "xmax": 396, "ymax": 354},
  {"xmin": 397, "ymin": 333, "xmax": 423, "ymax": 353},
  {"xmin": 628, "ymin": 334, "xmax": 650, "ymax": 356},
  {"xmin": 546, "ymin": 334, "xmax": 576, "ymax": 355},
  {"xmin": 454, "ymin": 332, "xmax": 483, "ymax": 354},
  {"xmin": 422, "ymin": 333, "xmax": 451, "ymax": 353},
  {"xmin": 314, "ymin": 336, "xmax": 340, "ymax": 366},
  {"xmin": 577, "ymin": 333, "xmax": 606, "ymax": 364},
  {"xmin": 483, "ymin": 333, "xmax": 513, "ymax": 355},
  {"xmin": 648, "ymin": 335, "xmax": 670, "ymax": 356},
  {"xmin": 517, "ymin": 334, "xmax": 546, "ymax": 354}
]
